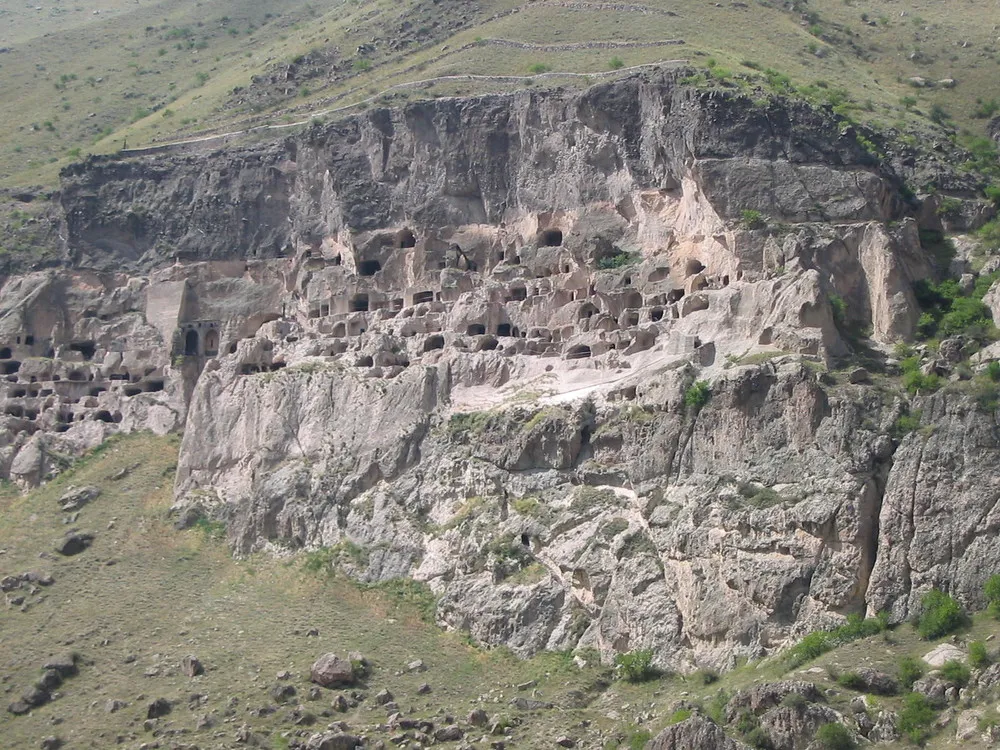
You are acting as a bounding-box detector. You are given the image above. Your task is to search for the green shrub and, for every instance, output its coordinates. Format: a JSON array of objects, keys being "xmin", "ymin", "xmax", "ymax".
[
  {"xmin": 986, "ymin": 574, "xmax": 1000, "ymax": 599},
  {"xmin": 940, "ymin": 659, "xmax": 971, "ymax": 686},
  {"xmin": 784, "ymin": 614, "xmax": 889, "ymax": 669},
  {"xmin": 897, "ymin": 655, "xmax": 925, "ymax": 690},
  {"xmin": 892, "ymin": 411, "xmax": 922, "ymax": 437},
  {"xmin": 781, "ymin": 691, "xmax": 808, "ymax": 709},
  {"xmin": 815, "ymin": 722, "xmax": 856, "ymax": 750},
  {"xmin": 898, "ymin": 692, "xmax": 936, "ymax": 744},
  {"xmin": 614, "ymin": 648, "xmax": 659, "ymax": 683},
  {"xmin": 741, "ymin": 209, "xmax": 767, "ymax": 229},
  {"xmin": 609, "ymin": 56, "xmax": 625, "ymax": 70},
  {"xmin": 627, "ymin": 729, "xmax": 652, "ymax": 749},
  {"xmin": 985, "ymin": 574, "xmax": 1000, "ymax": 617},
  {"xmin": 597, "ymin": 252, "xmax": 637, "ymax": 269},
  {"xmin": 302, "ymin": 546, "xmax": 337, "ymax": 574},
  {"xmin": 986, "ymin": 185, "xmax": 1000, "ymax": 207},
  {"xmin": 936, "ymin": 197, "xmax": 963, "ymax": 218},
  {"xmin": 917, "ymin": 588, "xmax": 967, "ymax": 639},
  {"xmin": 970, "ymin": 640, "xmax": 991, "ymax": 669},
  {"xmin": 362, "ymin": 578, "xmax": 437, "ymax": 623},
  {"xmin": 980, "ymin": 220, "xmax": 1000, "ymax": 252},
  {"xmin": 527, "ymin": 62, "xmax": 551, "ymax": 74},
  {"xmin": 193, "ymin": 516, "xmax": 226, "ymax": 540},
  {"xmin": 668, "ymin": 708, "xmax": 692, "ymax": 724},
  {"xmin": 692, "ymin": 669, "xmax": 719, "ymax": 685},
  {"xmin": 902, "ymin": 368, "xmax": 941, "ymax": 395},
  {"xmin": 684, "ymin": 380, "xmax": 711, "ymax": 410},
  {"xmin": 975, "ymin": 99, "xmax": 1000, "ymax": 120},
  {"xmin": 744, "ymin": 726, "xmax": 773, "ymax": 749},
  {"xmin": 511, "ymin": 496, "xmax": 542, "ymax": 517},
  {"xmin": 735, "ymin": 710, "xmax": 760, "ymax": 735},
  {"xmin": 704, "ymin": 689, "xmax": 729, "ymax": 724},
  {"xmin": 836, "ymin": 671, "xmax": 866, "ymax": 691}
]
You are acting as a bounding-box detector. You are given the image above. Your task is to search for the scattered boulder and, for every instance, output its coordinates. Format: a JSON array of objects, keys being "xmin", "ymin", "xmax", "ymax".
[
  {"xmin": 647, "ymin": 715, "xmax": 749, "ymax": 749},
  {"xmin": 306, "ymin": 732, "xmax": 362, "ymax": 750},
  {"xmin": 726, "ymin": 681, "xmax": 821, "ymax": 720},
  {"xmin": 923, "ymin": 643, "xmax": 965, "ymax": 668},
  {"xmin": 54, "ymin": 532, "xmax": 94, "ymax": 556},
  {"xmin": 976, "ymin": 662, "xmax": 1000, "ymax": 689},
  {"xmin": 957, "ymin": 709, "xmax": 982, "ymax": 741},
  {"xmin": 181, "ymin": 655, "xmax": 204, "ymax": 677},
  {"xmin": 311, "ymin": 653, "xmax": 356, "ymax": 688},
  {"xmin": 21, "ymin": 686, "xmax": 51, "ymax": 707},
  {"xmin": 510, "ymin": 696, "xmax": 553, "ymax": 710},
  {"xmin": 854, "ymin": 668, "xmax": 898, "ymax": 695},
  {"xmin": 58, "ymin": 485, "xmax": 100, "ymax": 512},
  {"xmin": 1, "ymin": 572, "xmax": 53, "ymax": 592},
  {"xmin": 555, "ymin": 737, "xmax": 576, "ymax": 748},
  {"xmin": 406, "ymin": 659, "xmax": 426, "ymax": 672},
  {"xmin": 374, "ymin": 688, "xmax": 394, "ymax": 705},
  {"xmin": 759, "ymin": 702, "xmax": 844, "ymax": 750},
  {"xmin": 417, "ymin": 682, "xmax": 431, "ymax": 694},
  {"xmin": 42, "ymin": 654, "xmax": 78, "ymax": 677},
  {"xmin": 39, "ymin": 737, "xmax": 62, "ymax": 750},
  {"xmin": 434, "ymin": 725, "xmax": 464, "ymax": 742},
  {"xmin": 146, "ymin": 697, "xmax": 172, "ymax": 719},
  {"xmin": 36, "ymin": 669, "xmax": 63, "ymax": 691},
  {"xmin": 912, "ymin": 675, "xmax": 948, "ymax": 706},
  {"xmin": 105, "ymin": 699, "xmax": 127, "ymax": 713},
  {"xmin": 468, "ymin": 708, "xmax": 489, "ymax": 726},
  {"xmin": 270, "ymin": 684, "xmax": 297, "ymax": 702},
  {"xmin": 331, "ymin": 695, "xmax": 349, "ymax": 712},
  {"xmin": 868, "ymin": 711, "xmax": 899, "ymax": 743},
  {"xmin": 7, "ymin": 700, "xmax": 32, "ymax": 715},
  {"xmin": 848, "ymin": 367, "xmax": 870, "ymax": 384}
]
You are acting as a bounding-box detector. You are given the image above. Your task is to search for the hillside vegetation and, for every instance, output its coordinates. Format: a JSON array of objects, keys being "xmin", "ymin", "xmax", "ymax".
[
  {"xmin": 3, "ymin": 434, "xmax": 1000, "ymax": 748},
  {"xmin": 0, "ymin": 0, "xmax": 998, "ymax": 188}
]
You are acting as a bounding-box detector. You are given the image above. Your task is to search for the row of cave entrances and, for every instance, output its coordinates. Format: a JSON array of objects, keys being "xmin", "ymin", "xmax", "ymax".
[
  {"xmin": 0, "ymin": 360, "xmax": 164, "ymax": 391},
  {"xmin": 4, "ymin": 403, "xmax": 124, "ymax": 431},
  {"xmin": 336, "ymin": 227, "xmax": 564, "ymax": 279}
]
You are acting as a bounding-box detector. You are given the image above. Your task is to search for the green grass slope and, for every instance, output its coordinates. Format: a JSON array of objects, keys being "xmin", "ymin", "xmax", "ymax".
[
  {"xmin": 0, "ymin": 0, "xmax": 997, "ymax": 189},
  {"xmin": 3, "ymin": 433, "xmax": 1000, "ymax": 749}
]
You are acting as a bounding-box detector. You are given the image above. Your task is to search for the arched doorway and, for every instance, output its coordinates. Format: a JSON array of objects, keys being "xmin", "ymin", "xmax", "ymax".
[
  {"xmin": 204, "ymin": 329, "xmax": 219, "ymax": 356},
  {"xmin": 184, "ymin": 329, "xmax": 199, "ymax": 356}
]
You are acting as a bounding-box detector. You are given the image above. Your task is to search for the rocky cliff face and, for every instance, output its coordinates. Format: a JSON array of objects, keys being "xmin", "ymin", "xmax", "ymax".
[{"xmin": 2, "ymin": 68, "xmax": 998, "ymax": 670}]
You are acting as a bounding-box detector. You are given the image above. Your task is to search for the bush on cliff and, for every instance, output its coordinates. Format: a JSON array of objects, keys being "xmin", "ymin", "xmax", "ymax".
[
  {"xmin": 916, "ymin": 588, "xmax": 967, "ymax": 639},
  {"xmin": 614, "ymin": 648, "xmax": 660, "ymax": 683}
]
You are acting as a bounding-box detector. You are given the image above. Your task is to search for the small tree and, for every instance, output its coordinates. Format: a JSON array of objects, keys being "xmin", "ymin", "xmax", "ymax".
[
  {"xmin": 969, "ymin": 640, "xmax": 991, "ymax": 669},
  {"xmin": 684, "ymin": 380, "xmax": 711, "ymax": 410},
  {"xmin": 898, "ymin": 692, "xmax": 936, "ymax": 745},
  {"xmin": 614, "ymin": 648, "xmax": 659, "ymax": 682},
  {"xmin": 897, "ymin": 655, "xmax": 924, "ymax": 690}
]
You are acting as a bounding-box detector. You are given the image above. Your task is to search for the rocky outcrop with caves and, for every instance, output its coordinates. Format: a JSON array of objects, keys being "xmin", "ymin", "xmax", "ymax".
[{"xmin": 0, "ymin": 68, "xmax": 998, "ymax": 670}]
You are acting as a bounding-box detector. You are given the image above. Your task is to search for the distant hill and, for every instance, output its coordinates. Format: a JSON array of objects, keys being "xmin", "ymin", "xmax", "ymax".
[{"xmin": 0, "ymin": 0, "xmax": 997, "ymax": 188}]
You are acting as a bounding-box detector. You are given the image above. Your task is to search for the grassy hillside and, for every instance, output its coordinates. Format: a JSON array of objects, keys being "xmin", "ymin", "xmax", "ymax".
[
  {"xmin": 0, "ymin": 0, "xmax": 997, "ymax": 189},
  {"xmin": 2, "ymin": 433, "xmax": 1000, "ymax": 748}
]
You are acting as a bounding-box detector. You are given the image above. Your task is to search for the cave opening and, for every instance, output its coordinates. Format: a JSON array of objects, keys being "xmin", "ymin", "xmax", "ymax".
[
  {"xmin": 358, "ymin": 259, "xmax": 382, "ymax": 276},
  {"xmin": 538, "ymin": 229, "xmax": 563, "ymax": 247}
]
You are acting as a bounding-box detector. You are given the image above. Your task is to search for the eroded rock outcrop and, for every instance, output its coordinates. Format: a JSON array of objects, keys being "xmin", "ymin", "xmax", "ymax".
[{"xmin": 0, "ymin": 67, "xmax": 997, "ymax": 669}]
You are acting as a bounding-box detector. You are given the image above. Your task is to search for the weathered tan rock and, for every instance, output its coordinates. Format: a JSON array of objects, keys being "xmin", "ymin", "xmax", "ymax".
[
  {"xmin": 646, "ymin": 716, "xmax": 748, "ymax": 749},
  {"xmin": 923, "ymin": 643, "xmax": 966, "ymax": 668},
  {"xmin": 310, "ymin": 653, "xmax": 355, "ymax": 688}
]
